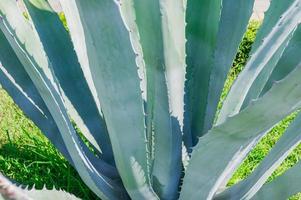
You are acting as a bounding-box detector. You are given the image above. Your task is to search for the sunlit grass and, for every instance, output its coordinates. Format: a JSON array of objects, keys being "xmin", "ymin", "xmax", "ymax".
[{"xmin": 0, "ymin": 89, "xmax": 98, "ymax": 200}]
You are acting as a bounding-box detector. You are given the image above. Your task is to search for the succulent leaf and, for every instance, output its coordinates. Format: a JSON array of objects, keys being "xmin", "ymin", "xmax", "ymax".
[
  {"xmin": 122, "ymin": 0, "xmax": 184, "ymax": 198},
  {"xmin": 241, "ymin": 0, "xmax": 297, "ymax": 109},
  {"xmin": 252, "ymin": 161, "xmax": 301, "ymax": 200},
  {"xmin": 202, "ymin": 0, "xmax": 255, "ymax": 136},
  {"xmin": 217, "ymin": 0, "xmax": 301, "ymax": 124},
  {"xmin": 0, "ymin": 1, "xmax": 125, "ymax": 199},
  {"xmin": 183, "ymin": 0, "xmax": 222, "ymax": 149},
  {"xmin": 23, "ymin": 0, "xmax": 114, "ymax": 165},
  {"xmin": 0, "ymin": 173, "xmax": 80, "ymax": 200},
  {"xmin": 262, "ymin": 25, "xmax": 301, "ymax": 95},
  {"xmin": 1, "ymin": 0, "xmax": 301, "ymax": 199},
  {"xmin": 58, "ymin": 0, "xmax": 157, "ymax": 199},
  {"xmin": 181, "ymin": 62, "xmax": 301, "ymax": 200},
  {"xmin": 216, "ymin": 111, "xmax": 301, "ymax": 199}
]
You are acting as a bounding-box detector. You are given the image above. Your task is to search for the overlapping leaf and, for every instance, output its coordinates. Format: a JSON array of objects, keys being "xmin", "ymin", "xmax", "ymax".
[
  {"xmin": 0, "ymin": 1, "xmax": 125, "ymax": 199},
  {"xmin": 122, "ymin": 0, "xmax": 184, "ymax": 198},
  {"xmin": 59, "ymin": 0, "xmax": 157, "ymax": 199},
  {"xmin": 217, "ymin": 0, "xmax": 301, "ymax": 124},
  {"xmin": 24, "ymin": 0, "xmax": 114, "ymax": 165},
  {"xmin": 181, "ymin": 62, "xmax": 301, "ymax": 200},
  {"xmin": 253, "ymin": 161, "xmax": 301, "ymax": 200}
]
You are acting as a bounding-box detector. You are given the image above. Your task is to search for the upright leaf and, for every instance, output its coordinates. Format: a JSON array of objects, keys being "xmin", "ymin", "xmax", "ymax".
[
  {"xmin": 119, "ymin": 0, "xmax": 147, "ymax": 101},
  {"xmin": 160, "ymin": 0, "xmax": 186, "ymax": 129},
  {"xmin": 184, "ymin": 0, "xmax": 221, "ymax": 148},
  {"xmin": 203, "ymin": 0, "xmax": 255, "ymax": 135},
  {"xmin": 23, "ymin": 0, "xmax": 114, "ymax": 164},
  {"xmin": 159, "ymin": 5, "xmax": 186, "ymax": 195},
  {"xmin": 120, "ymin": 0, "xmax": 184, "ymax": 197},
  {"xmin": 59, "ymin": 0, "xmax": 158, "ymax": 198}
]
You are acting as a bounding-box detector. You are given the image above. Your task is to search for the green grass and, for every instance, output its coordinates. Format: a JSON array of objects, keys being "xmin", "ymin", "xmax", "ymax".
[
  {"xmin": 0, "ymin": 21, "xmax": 300, "ymax": 199},
  {"xmin": 0, "ymin": 89, "xmax": 98, "ymax": 200}
]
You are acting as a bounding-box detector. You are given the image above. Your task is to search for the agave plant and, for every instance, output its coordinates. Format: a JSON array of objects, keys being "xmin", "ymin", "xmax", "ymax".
[{"xmin": 0, "ymin": 0, "xmax": 301, "ymax": 199}]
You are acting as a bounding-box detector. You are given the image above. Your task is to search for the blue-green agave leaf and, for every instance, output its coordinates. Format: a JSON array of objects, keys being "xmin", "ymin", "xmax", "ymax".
[
  {"xmin": 0, "ymin": 1, "xmax": 126, "ymax": 199},
  {"xmin": 0, "ymin": 0, "xmax": 118, "ymax": 181},
  {"xmin": 159, "ymin": 4, "xmax": 186, "ymax": 196},
  {"xmin": 123, "ymin": 0, "xmax": 184, "ymax": 198},
  {"xmin": 0, "ymin": 43, "xmax": 119, "ymax": 180},
  {"xmin": 59, "ymin": 0, "xmax": 158, "ymax": 199},
  {"xmin": 202, "ymin": 0, "xmax": 255, "ymax": 136},
  {"xmin": 217, "ymin": 0, "xmax": 301, "ymax": 124},
  {"xmin": 240, "ymin": 39, "xmax": 292, "ymax": 110},
  {"xmin": 180, "ymin": 62, "xmax": 301, "ymax": 200},
  {"xmin": 0, "ymin": 173, "xmax": 80, "ymax": 200},
  {"xmin": 216, "ymin": 112, "xmax": 301, "ymax": 199},
  {"xmin": 215, "ymin": 23, "xmax": 301, "ymax": 200},
  {"xmin": 160, "ymin": 0, "xmax": 186, "ymax": 130},
  {"xmin": 252, "ymin": 161, "xmax": 301, "ymax": 200},
  {"xmin": 241, "ymin": 0, "xmax": 297, "ymax": 109},
  {"xmin": 183, "ymin": 0, "xmax": 222, "ymax": 149},
  {"xmin": 23, "ymin": 0, "xmax": 114, "ymax": 165},
  {"xmin": 0, "ymin": 29, "xmax": 72, "ymax": 164},
  {"xmin": 119, "ymin": 1, "xmax": 147, "ymax": 101},
  {"xmin": 251, "ymin": 0, "xmax": 295, "ymax": 53},
  {"xmin": 261, "ymin": 25, "xmax": 301, "ymax": 96}
]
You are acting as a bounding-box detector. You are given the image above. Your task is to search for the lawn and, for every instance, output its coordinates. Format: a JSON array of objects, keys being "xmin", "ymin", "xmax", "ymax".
[
  {"xmin": 0, "ymin": 22, "xmax": 300, "ymax": 199},
  {"xmin": 0, "ymin": 88, "xmax": 99, "ymax": 200}
]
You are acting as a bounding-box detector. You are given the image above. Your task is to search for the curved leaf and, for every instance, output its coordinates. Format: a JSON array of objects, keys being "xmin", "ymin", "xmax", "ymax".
[
  {"xmin": 252, "ymin": 161, "xmax": 301, "ymax": 200},
  {"xmin": 261, "ymin": 25, "xmax": 301, "ymax": 95},
  {"xmin": 216, "ymin": 112, "xmax": 301, "ymax": 199},
  {"xmin": 59, "ymin": 0, "xmax": 158, "ymax": 198},
  {"xmin": 23, "ymin": 0, "xmax": 114, "ymax": 165},
  {"xmin": 217, "ymin": 0, "xmax": 301, "ymax": 124},
  {"xmin": 0, "ymin": 173, "xmax": 80, "ymax": 200},
  {"xmin": 241, "ymin": 0, "xmax": 297, "ymax": 109},
  {"xmin": 0, "ymin": 29, "xmax": 72, "ymax": 164},
  {"xmin": 0, "ymin": 35, "xmax": 119, "ymax": 180},
  {"xmin": 0, "ymin": 1, "xmax": 126, "ymax": 199},
  {"xmin": 180, "ymin": 62, "xmax": 301, "ymax": 200}
]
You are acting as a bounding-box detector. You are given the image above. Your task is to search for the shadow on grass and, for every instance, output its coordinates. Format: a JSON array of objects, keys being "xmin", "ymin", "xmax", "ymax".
[{"xmin": 0, "ymin": 130, "xmax": 99, "ymax": 200}]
